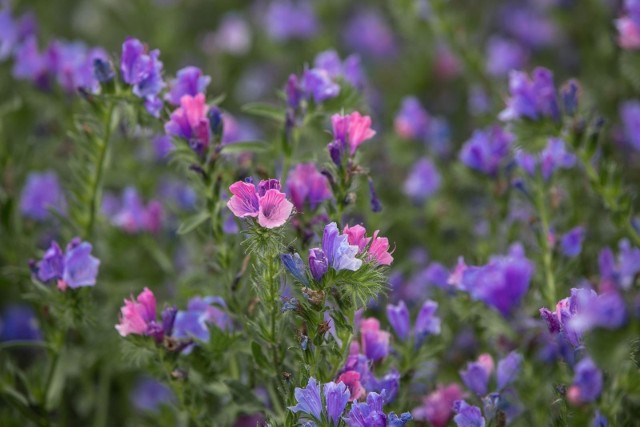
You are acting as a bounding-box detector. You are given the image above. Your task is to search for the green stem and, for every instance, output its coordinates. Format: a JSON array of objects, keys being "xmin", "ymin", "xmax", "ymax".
[
  {"xmin": 535, "ymin": 183, "xmax": 557, "ymax": 306},
  {"xmin": 86, "ymin": 101, "xmax": 116, "ymax": 239}
]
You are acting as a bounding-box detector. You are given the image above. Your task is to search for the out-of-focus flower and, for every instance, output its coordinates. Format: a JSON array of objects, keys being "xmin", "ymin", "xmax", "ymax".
[
  {"xmin": 120, "ymin": 37, "xmax": 165, "ymax": 116},
  {"xmin": 336, "ymin": 370, "xmax": 365, "ymax": 402},
  {"xmin": 452, "ymin": 400, "xmax": 486, "ymax": 427},
  {"xmin": 560, "ymin": 226, "xmax": 585, "ymax": 258},
  {"xmin": 414, "ymin": 300, "xmax": 442, "ymax": 345},
  {"xmin": 0, "ymin": 7, "xmax": 37, "ymax": 60},
  {"xmin": 20, "ymin": 171, "xmax": 67, "ymax": 221},
  {"xmin": 36, "ymin": 238, "xmax": 100, "ymax": 291},
  {"xmin": 567, "ymin": 357, "xmax": 602, "ymax": 405},
  {"xmin": 459, "ymin": 125, "xmax": 513, "ymax": 176},
  {"xmin": 517, "ymin": 138, "xmax": 576, "ymax": 180},
  {"xmin": 343, "ymin": 9, "xmax": 396, "ymax": 58},
  {"xmin": 499, "ymin": 67, "xmax": 560, "ymax": 122},
  {"xmin": 211, "ymin": 13, "xmax": 251, "ymax": 55},
  {"xmin": 404, "ymin": 157, "xmax": 441, "ymax": 203},
  {"xmin": 286, "ymin": 163, "xmax": 332, "ymax": 212},
  {"xmin": 540, "ymin": 288, "xmax": 627, "ymax": 347},
  {"xmin": 302, "ymin": 68, "xmax": 340, "ymax": 103},
  {"xmin": 12, "ymin": 36, "xmax": 48, "ymax": 86},
  {"xmin": 165, "ymin": 93, "xmax": 211, "ymax": 154},
  {"xmin": 413, "ymin": 383, "xmax": 464, "ymax": 427},
  {"xmin": 497, "ymin": 352, "xmax": 523, "ymax": 390},
  {"xmin": 617, "ymin": 1, "xmax": 640, "ymax": 49},
  {"xmin": 0, "ymin": 305, "xmax": 42, "ymax": 342},
  {"xmin": 359, "ymin": 317, "xmax": 390, "ymax": 361},
  {"xmin": 386, "ymin": 300, "xmax": 410, "ymax": 341},
  {"xmin": 485, "ymin": 37, "xmax": 529, "ymax": 77},
  {"xmin": 501, "ymin": 5, "xmax": 557, "ymax": 48},
  {"xmin": 314, "ymin": 49, "xmax": 366, "ymax": 90},
  {"xmin": 264, "ymin": 0, "xmax": 318, "ymax": 41},
  {"xmin": 165, "ymin": 66, "xmax": 210, "ymax": 106},
  {"xmin": 620, "ymin": 100, "xmax": 640, "ymax": 150},
  {"xmin": 460, "ymin": 354, "xmax": 494, "ymax": 396},
  {"xmin": 459, "ymin": 243, "xmax": 534, "ymax": 316},
  {"xmin": 131, "ymin": 377, "xmax": 175, "ymax": 413},
  {"xmin": 394, "ymin": 97, "xmax": 431, "ymax": 141},
  {"xmin": 308, "ymin": 248, "xmax": 329, "ymax": 282},
  {"xmin": 104, "ymin": 187, "xmax": 163, "ymax": 234},
  {"xmin": 46, "ymin": 40, "xmax": 108, "ymax": 94},
  {"xmin": 599, "ymin": 239, "xmax": 640, "ymax": 291},
  {"xmin": 281, "ymin": 252, "xmax": 309, "ymax": 285},
  {"xmin": 172, "ymin": 296, "xmax": 230, "ymax": 345}
]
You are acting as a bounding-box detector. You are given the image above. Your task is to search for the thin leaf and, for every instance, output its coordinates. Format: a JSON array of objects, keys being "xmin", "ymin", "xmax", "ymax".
[{"xmin": 176, "ymin": 211, "xmax": 211, "ymax": 235}]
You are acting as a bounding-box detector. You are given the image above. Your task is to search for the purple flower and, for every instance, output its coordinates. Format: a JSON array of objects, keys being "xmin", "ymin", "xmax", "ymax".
[
  {"xmin": 540, "ymin": 138, "xmax": 576, "ymax": 180},
  {"xmin": 120, "ymin": 38, "xmax": 165, "ymax": 115},
  {"xmin": 496, "ymin": 351, "xmax": 523, "ymax": 390},
  {"xmin": 452, "ymin": 400, "xmax": 486, "ymax": 427},
  {"xmin": 360, "ymin": 318, "xmax": 390, "ymax": 361},
  {"xmin": 593, "ymin": 410, "xmax": 608, "ymax": 427},
  {"xmin": 12, "ymin": 36, "xmax": 48, "ymax": 85},
  {"xmin": 459, "ymin": 126, "xmax": 513, "ymax": 176},
  {"xmin": 460, "ymin": 355, "xmax": 493, "ymax": 396},
  {"xmin": 288, "ymin": 377, "xmax": 322, "ymax": 422},
  {"xmin": 264, "ymin": 1, "xmax": 318, "ymax": 41},
  {"xmin": 165, "ymin": 66, "xmax": 210, "ymax": 106},
  {"xmin": 394, "ymin": 97, "xmax": 431, "ymax": 141},
  {"xmin": 314, "ymin": 49, "xmax": 366, "ymax": 90},
  {"xmin": 105, "ymin": 187, "xmax": 164, "ymax": 233},
  {"xmin": 211, "ymin": 13, "xmax": 252, "ymax": 55},
  {"xmin": 620, "ymin": 100, "xmax": 640, "ymax": 151},
  {"xmin": 485, "ymin": 37, "xmax": 528, "ymax": 77},
  {"xmin": 281, "ymin": 253, "xmax": 309, "ymax": 285},
  {"xmin": 302, "ymin": 68, "xmax": 340, "ymax": 103},
  {"xmin": 20, "ymin": 171, "xmax": 67, "ymax": 221},
  {"xmin": 287, "ymin": 163, "xmax": 332, "ymax": 211},
  {"xmin": 0, "ymin": 8, "xmax": 36, "ymax": 60},
  {"xmin": 131, "ymin": 377, "xmax": 175, "ymax": 413},
  {"xmin": 308, "ymin": 248, "xmax": 329, "ymax": 282},
  {"xmin": 415, "ymin": 300, "xmax": 441, "ymax": 345},
  {"xmin": 567, "ymin": 357, "xmax": 602, "ymax": 404},
  {"xmin": 322, "ymin": 222, "xmax": 363, "ymax": 272},
  {"xmin": 460, "ymin": 243, "xmax": 534, "ymax": 316},
  {"xmin": 344, "ymin": 391, "xmax": 407, "ymax": 427},
  {"xmin": 499, "ymin": 67, "xmax": 560, "ymax": 122},
  {"xmin": 324, "ymin": 381, "xmax": 350, "ymax": 426},
  {"xmin": 386, "ymin": 301, "xmax": 410, "ymax": 341},
  {"xmin": 46, "ymin": 40, "xmax": 108, "ymax": 94},
  {"xmin": 560, "ymin": 226, "xmax": 585, "ymax": 258},
  {"xmin": 501, "ymin": 5, "xmax": 557, "ymax": 48},
  {"xmin": 343, "ymin": 10, "xmax": 397, "ymax": 58},
  {"xmin": 0, "ymin": 305, "xmax": 42, "ymax": 342},
  {"xmin": 404, "ymin": 157, "xmax": 441, "ymax": 203},
  {"xmin": 172, "ymin": 296, "xmax": 231, "ymax": 343},
  {"xmin": 35, "ymin": 238, "xmax": 100, "ymax": 290}
]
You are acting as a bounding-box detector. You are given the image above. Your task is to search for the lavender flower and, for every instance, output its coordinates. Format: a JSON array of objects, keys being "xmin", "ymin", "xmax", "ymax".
[
  {"xmin": 394, "ymin": 97, "xmax": 431, "ymax": 141},
  {"xmin": 415, "ymin": 300, "xmax": 442, "ymax": 346},
  {"xmin": 286, "ymin": 163, "xmax": 332, "ymax": 211},
  {"xmin": 485, "ymin": 37, "xmax": 528, "ymax": 77},
  {"xmin": 452, "ymin": 400, "xmax": 486, "ymax": 427},
  {"xmin": 281, "ymin": 252, "xmax": 309, "ymax": 285},
  {"xmin": 386, "ymin": 301, "xmax": 410, "ymax": 341},
  {"xmin": 322, "ymin": 222, "xmax": 362, "ymax": 272},
  {"xmin": 567, "ymin": 357, "xmax": 602, "ymax": 404},
  {"xmin": 131, "ymin": 377, "xmax": 176, "ymax": 413},
  {"xmin": 496, "ymin": 351, "xmax": 523, "ymax": 390},
  {"xmin": 288, "ymin": 377, "xmax": 322, "ymax": 421},
  {"xmin": 343, "ymin": 10, "xmax": 397, "ymax": 58},
  {"xmin": 0, "ymin": 305, "xmax": 42, "ymax": 342},
  {"xmin": 264, "ymin": 1, "xmax": 318, "ymax": 41},
  {"xmin": 403, "ymin": 157, "xmax": 441, "ymax": 203},
  {"xmin": 165, "ymin": 66, "xmax": 211, "ymax": 106},
  {"xmin": 560, "ymin": 226, "xmax": 585, "ymax": 258},
  {"xmin": 35, "ymin": 238, "xmax": 100, "ymax": 291},
  {"xmin": 120, "ymin": 37, "xmax": 165, "ymax": 116},
  {"xmin": 20, "ymin": 171, "xmax": 67, "ymax": 221},
  {"xmin": 459, "ymin": 126, "xmax": 513, "ymax": 176},
  {"xmin": 308, "ymin": 248, "xmax": 329, "ymax": 282},
  {"xmin": 172, "ymin": 296, "xmax": 231, "ymax": 343},
  {"xmin": 344, "ymin": 392, "xmax": 411, "ymax": 427},
  {"xmin": 620, "ymin": 100, "xmax": 640, "ymax": 151},
  {"xmin": 324, "ymin": 381, "xmax": 350, "ymax": 426},
  {"xmin": 499, "ymin": 67, "xmax": 560, "ymax": 122}
]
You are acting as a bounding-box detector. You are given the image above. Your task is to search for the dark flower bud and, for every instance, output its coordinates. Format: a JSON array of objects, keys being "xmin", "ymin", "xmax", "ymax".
[
  {"xmin": 281, "ymin": 253, "xmax": 309, "ymax": 285},
  {"xmin": 93, "ymin": 58, "xmax": 115, "ymax": 84}
]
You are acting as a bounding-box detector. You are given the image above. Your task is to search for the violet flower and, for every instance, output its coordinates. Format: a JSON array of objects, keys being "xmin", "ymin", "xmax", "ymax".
[
  {"xmin": 36, "ymin": 238, "xmax": 100, "ymax": 291},
  {"xmin": 560, "ymin": 226, "xmax": 585, "ymax": 258},
  {"xmin": 394, "ymin": 96, "xmax": 431, "ymax": 141},
  {"xmin": 165, "ymin": 66, "xmax": 211, "ymax": 106},
  {"xmin": 499, "ymin": 67, "xmax": 560, "ymax": 122},
  {"xmin": 567, "ymin": 357, "xmax": 602, "ymax": 405},
  {"xmin": 264, "ymin": 0, "xmax": 318, "ymax": 41},
  {"xmin": 20, "ymin": 171, "xmax": 67, "ymax": 221},
  {"xmin": 165, "ymin": 93, "xmax": 211, "ymax": 154},
  {"xmin": 412, "ymin": 384, "xmax": 464, "ymax": 427},
  {"xmin": 286, "ymin": 163, "xmax": 332, "ymax": 211},
  {"xmin": 452, "ymin": 400, "xmax": 486, "ymax": 427},
  {"xmin": 459, "ymin": 125, "xmax": 513, "ymax": 176},
  {"xmin": 403, "ymin": 157, "xmax": 441, "ymax": 203},
  {"xmin": 120, "ymin": 37, "xmax": 165, "ymax": 116}
]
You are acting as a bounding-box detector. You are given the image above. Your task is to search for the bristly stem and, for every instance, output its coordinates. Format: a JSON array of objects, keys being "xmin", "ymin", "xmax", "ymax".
[{"xmin": 86, "ymin": 101, "xmax": 115, "ymax": 239}]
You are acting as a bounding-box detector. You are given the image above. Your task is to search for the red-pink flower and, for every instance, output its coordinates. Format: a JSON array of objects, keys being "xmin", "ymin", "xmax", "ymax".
[
  {"xmin": 331, "ymin": 111, "xmax": 376, "ymax": 155},
  {"xmin": 336, "ymin": 370, "xmax": 365, "ymax": 402},
  {"xmin": 617, "ymin": 17, "xmax": 640, "ymax": 50},
  {"xmin": 164, "ymin": 93, "xmax": 211, "ymax": 153},
  {"xmin": 115, "ymin": 287, "xmax": 157, "ymax": 337},
  {"xmin": 343, "ymin": 224, "xmax": 394, "ymax": 266},
  {"xmin": 413, "ymin": 383, "xmax": 465, "ymax": 427},
  {"xmin": 226, "ymin": 179, "xmax": 294, "ymax": 229}
]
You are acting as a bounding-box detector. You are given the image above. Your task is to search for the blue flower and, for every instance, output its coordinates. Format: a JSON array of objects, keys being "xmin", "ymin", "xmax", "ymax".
[
  {"xmin": 322, "ymin": 222, "xmax": 362, "ymax": 272},
  {"xmin": 453, "ymin": 400, "xmax": 485, "ymax": 427},
  {"xmin": 288, "ymin": 377, "xmax": 323, "ymax": 422}
]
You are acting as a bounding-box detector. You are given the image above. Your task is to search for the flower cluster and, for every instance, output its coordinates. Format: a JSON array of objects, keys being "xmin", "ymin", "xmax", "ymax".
[{"xmin": 34, "ymin": 238, "xmax": 100, "ymax": 291}]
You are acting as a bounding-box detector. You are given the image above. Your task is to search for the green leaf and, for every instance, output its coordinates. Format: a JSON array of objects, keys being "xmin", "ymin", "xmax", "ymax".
[
  {"xmin": 219, "ymin": 140, "xmax": 270, "ymax": 154},
  {"xmin": 241, "ymin": 102, "xmax": 285, "ymax": 122},
  {"xmin": 45, "ymin": 351, "xmax": 67, "ymax": 411},
  {"xmin": 177, "ymin": 211, "xmax": 211, "ymax": 235},
  {"xmin": 251, "ymin": 341, "xmax": 270, "ymax": 369}
]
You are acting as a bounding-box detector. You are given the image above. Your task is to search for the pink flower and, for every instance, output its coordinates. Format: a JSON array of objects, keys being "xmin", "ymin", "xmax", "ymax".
[
  {"xmin": 286, "ymin": 163, "xmax": 332, "ymax": 211},
  {"xmin": 343, "ymin": 224, "xmax": 368, "ymax": 251},
  {"xmin": 227, "ymin": 179, "xmax": 294, "ymax": 228},
  {"xmin": 413, "ymin": 383, "xmax": 464, "ymax": 427},
  {"xmin": 115, "ymin": 287, "xmax": 157, "ymax": 337},
  {"xmin": 343, "ymin": 224, "xmax": 394, "ymax": 266},
  {"xmin": 477, "ymin": 353, "xmax": 495, "ymax": 375},
  {"xmin": 617, "ymin": 17, "xmax": 640, "ymax": 50},
  {"xmin": 447, "ymin": 257, "xmax": 468, "ymax": 288},
  {"xmin": 164, "ymin": 93, "xmax": 211, "ymax": 153},
  {"xmin": 331, "ymin": 111, "xmax": 376, "ymax": 156},
  {"xmin": 258, "ymin": 189, "xmax": 294, "ymax": 228},
  {"xmin": 337, "ymin": 370, "xmax": 365, "ymax": 401},
  {"xmin": 227, "ymin": 181, "xmax": 260, "ymax": 218}
]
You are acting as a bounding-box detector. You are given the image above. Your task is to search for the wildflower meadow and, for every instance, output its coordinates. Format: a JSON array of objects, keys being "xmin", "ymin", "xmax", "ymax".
[{"xmin": 1, "ymin": 0, "xmax": 640, "ymax": 426}]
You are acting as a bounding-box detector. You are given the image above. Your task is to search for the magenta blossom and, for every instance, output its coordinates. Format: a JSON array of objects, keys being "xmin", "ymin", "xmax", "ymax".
[
  {"xmin": 343, "ymin": 224, "xmax": 394, "ymax": 266},
  {"xmin": 286, "ymin": 163, "xmax": 332, "ymax": 211},
  {"xmin": 413, "ymin": 383, "xmax": 465, "ymax": 427},
  {"xmin": 227, "ymin": 179, "xmax": 294, "ymax": 228},
  {"xmin": 115, "ymin": 288, "xmax": 157, "ymax": 337},
  {"xmin": 164, "ymin": 93, "xmax": 211, "ymax": 154},
  {"xmin": 330, "ymin": 111, "xmax": 376, "ymax": 157}
]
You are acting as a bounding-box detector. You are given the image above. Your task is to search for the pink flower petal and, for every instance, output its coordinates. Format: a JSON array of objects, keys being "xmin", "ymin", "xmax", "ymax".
[
  {"xmin": 257, "ymin": 189, "xmax": 293, "ymax": 228},
  {"xmin": 227, "ymin": 181, "xmax": 259, "ymax": 218}
]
